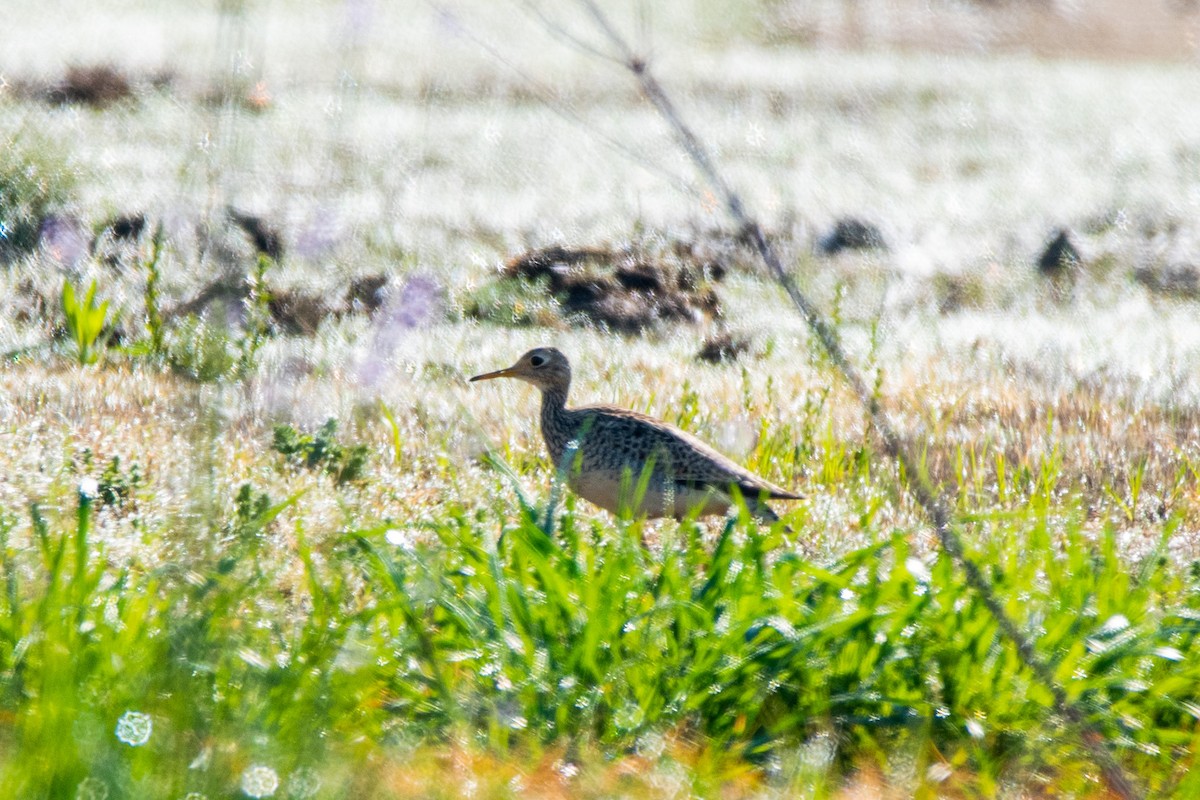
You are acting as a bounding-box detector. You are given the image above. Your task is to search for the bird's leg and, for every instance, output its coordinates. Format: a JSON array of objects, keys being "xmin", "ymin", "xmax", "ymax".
[{"xmin": 548, "ymin": 436, "xmax": 588, "ymax": 532}]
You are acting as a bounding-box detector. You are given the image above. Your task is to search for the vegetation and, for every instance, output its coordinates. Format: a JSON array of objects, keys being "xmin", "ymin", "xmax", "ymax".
[
  {"xmin": 1, "ymin": 0, "xmax": 1199, "ymax": 796},
  {"xmin": 140, "ymin": 222, "xmax": 167, "ymax": 357},
  {"xmin": 61, "ymin": 280, "xmax": 112, "ymax": 366},
  {"xmin": 273, "ymin": 418, "xmax": 370, "ymax": 485},
  {"xmin": 0, "ymin": 445, "xmax": 1196, "ymax": 798}
]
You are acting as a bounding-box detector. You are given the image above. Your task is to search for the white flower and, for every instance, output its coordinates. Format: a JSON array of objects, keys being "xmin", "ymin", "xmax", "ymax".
[
  {"xmin": 115, "ymin": 710, "xmax": 152, "ymax": 746},
  {"xmin": 384, "ymin": 528, "xmax": 415, "ymax": 550},
  {"xmin": 241, "ymin": 765, "xmax": 279, "ymax": 798},
  {"xmin": 904, "ymin": 556, "xmax": 932, "ymax": 583},
  {"xmin": 79, "ymin": 477, "xmax": 100, "ymax": 500}
]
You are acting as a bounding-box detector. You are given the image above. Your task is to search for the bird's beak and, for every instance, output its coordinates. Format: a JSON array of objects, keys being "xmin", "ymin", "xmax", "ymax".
[{"xmin": 469, "ymin": 365, "xmax": 519, "ymax": 383}]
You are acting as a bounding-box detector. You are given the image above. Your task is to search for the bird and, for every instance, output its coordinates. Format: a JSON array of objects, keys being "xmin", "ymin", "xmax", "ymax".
[{"xmin": 470, "ymin": 347, "xmax": 801, "ymax": 522}]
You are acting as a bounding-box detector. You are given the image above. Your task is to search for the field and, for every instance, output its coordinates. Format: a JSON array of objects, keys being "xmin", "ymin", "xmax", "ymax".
[{"xmin": 2, "ymin": 1, "xmax": 1200, "ymax": 797}]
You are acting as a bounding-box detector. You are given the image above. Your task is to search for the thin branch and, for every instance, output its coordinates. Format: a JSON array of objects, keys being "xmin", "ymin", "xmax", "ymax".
[
  {"xmin": 515, "ymin": 0, "xmax": 624, "ymax": 65},
  {"xmin": 426, "ymin": 1, "xmax": 702, "ymax": 201},
  {"xmin": 572, "ymin": 2, "xmax": 1142, "ymax": 798}
]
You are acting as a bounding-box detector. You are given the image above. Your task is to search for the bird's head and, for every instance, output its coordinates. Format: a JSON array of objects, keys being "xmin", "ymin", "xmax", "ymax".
[{"xmin": 470, "ymin": 346, "xmax": 572, "ymax": 394}]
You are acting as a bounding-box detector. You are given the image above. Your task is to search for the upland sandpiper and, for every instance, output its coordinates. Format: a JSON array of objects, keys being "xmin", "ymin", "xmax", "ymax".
[{"xmin": 470, "ymin": 347, "xmax": 801, "ymax": 522}]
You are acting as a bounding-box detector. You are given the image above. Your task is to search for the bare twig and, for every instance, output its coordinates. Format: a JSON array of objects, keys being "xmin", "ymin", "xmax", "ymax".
[
  {"xmin": 516, "ymin": 0, "xmax": 624, "ymax": 65},
  {"xmin": 572, "ymin": 2, "xmax": 1141, "ymax": 798},
  {"xmin": 427, "ymin": 1, "xmax": 702, "ymax": 201}
]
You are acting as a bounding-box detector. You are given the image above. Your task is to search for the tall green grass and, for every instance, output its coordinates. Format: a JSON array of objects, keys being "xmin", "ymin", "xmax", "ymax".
[{"xmin": 0, "ymin": 454, "xmax": 1196, "ymax": 798}]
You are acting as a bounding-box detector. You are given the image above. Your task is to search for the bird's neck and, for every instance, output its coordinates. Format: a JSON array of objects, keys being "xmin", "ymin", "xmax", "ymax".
[{"xmin": 539, "ymin": 384, "xmax": 573, "ymax": 465}]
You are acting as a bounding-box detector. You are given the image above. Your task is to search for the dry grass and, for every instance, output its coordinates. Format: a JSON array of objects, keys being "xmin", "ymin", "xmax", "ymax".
[{"xmin": 3, "ymin": 312, "xmax": 1197, "ymax": 572}]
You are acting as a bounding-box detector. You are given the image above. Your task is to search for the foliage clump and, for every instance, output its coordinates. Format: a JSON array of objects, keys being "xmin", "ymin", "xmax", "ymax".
[
  {"xmin": 97, "ymin": 456, "xmax": 141, "ymax": 509},
  {"xmin": 161, "ymin": 316, "xmax": 241, "ymax": 382},
  {"xmin": 163, "ymin": 254, "xmax": 273, "ymax": 382},
  {"xmin": 60, "ymin": 280, "xmax": 112, "ymax": 365},
  {"xmin": 74, "ymin": 450, "xmax": 143, "ymax": 510},
  {"xmin": 272, "ymin": 418, "xmax": 369, "ymax": 484}
]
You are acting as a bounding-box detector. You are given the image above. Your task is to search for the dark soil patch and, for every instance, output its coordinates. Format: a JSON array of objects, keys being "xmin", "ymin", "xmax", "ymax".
[
  {"xmin": 346, "ymin": 274, "xmax": 389, "ymax": 315},
  {"xmin": 49, "ymin": 64, "xmax": 135, "ymax": 108},
  {"xmin": 12, "ymin": 279, "xmax": 54, "ymax": 327},
  {"xmin": 167, "ymin": 281, "xmax": 245, "ymax": 323},
  {"xmin": 91, "ymin": 212, "xmax": 149, "ymax": 269},
  {"xmin": 479, "ymin": 240, "xmax": 727, "ymax": 334},
  {"xmin": 1037, "ymin": 228, "xmax": 1082, "ymax": 276},
  {"xmin": 10, "ymin": 65, "xmax": 175, "ymax": 108},
  {"xmin": 268, "ymin": 290, "xmax": 336, "ymax": 336},
  {"xmin": 696, "ymin": 332, "xmax": 751, "ymax": 364},
  {"xmin": 818, "ymin": 218, "xmax": 887, "ymax": 255},
  {"xmin": 1134, "ymin": 264, "xmax": 1200, "ymax": 300},
  {"xmin": 227, "ymin": 208, "xmax": 284, "ymax": 261},
  {"xmin": 106, "ymin": 213, "xmax": 147, "ymax": 242},
  {"xmin": 169, "ymin": 274, "xmax": 391, "ymax": 336}
]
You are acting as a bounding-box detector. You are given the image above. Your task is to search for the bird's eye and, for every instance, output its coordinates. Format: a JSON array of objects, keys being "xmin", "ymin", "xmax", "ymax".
[{"xmin": 530, "ymin": 355, "xmax": 546, "ymax": 367}]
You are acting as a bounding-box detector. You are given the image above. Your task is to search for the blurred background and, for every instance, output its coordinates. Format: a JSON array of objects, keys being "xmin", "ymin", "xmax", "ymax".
[{"xmin": 4, "ymin": 0, "xmax": 1199, "ymax": 398}]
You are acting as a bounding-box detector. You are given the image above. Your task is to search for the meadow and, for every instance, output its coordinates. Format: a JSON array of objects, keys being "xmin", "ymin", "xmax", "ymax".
[{"xmin": 1, "ymin": 1, "xmax": 1199, "ymax": 797}]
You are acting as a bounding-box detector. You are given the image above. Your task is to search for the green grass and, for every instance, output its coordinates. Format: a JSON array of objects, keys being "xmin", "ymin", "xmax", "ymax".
[{"xmin": 0, "ymin": 437, "xmax": 1196, "ymax": 798}]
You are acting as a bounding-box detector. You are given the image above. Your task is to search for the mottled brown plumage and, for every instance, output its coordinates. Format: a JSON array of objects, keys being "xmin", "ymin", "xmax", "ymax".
[{"xmin": 470, "ymin": 347, "xmax": 801, "ymax": 521}]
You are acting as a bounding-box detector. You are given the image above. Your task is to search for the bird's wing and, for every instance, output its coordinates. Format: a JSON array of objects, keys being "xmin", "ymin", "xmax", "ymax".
[{"xmin": 578, "ymin": 405, "xmax": 802, "ymax": 500}]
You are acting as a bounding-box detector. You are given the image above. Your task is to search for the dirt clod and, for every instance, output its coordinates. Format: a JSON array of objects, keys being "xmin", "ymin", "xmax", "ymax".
[
  {"xmin": 170, "ymin": 272, "xmax": 392, "ymax": 337},
  {"xmin": 345, "ymin": 274, "xmax": 389, "ymax": 315},
  {"xmin": 269, "ymin": 289, "xmax": 335, "ymax": 337},
  {"xmin": 494, "ymin": 242, "xmax": 726, "ymax": 334},
  {"xmin": 696, "ymin": 332, "xmax": 751, "ymax": 364},
  {"xmin": 818, "ymin": 218, "xmax": 887, "ymax": 255},
  {"xmin": 107, "ymin": 213, "xmax": 147, "ymax": 241},
  {"xmin": 1037, "ymin": 228, "xmax": 1082, "ymax": 275},
  {"xmin": 1134, "ymin": 264, "xmax": 1200, "ymax": 300},
  {"xmin": 49, "ymin": 64, "xmax": 135, "ymax": 107},
  {"xmin": 90, "ymin": 212, "xmax": 150, "ymax": 270},
  {"xmin": 227, "ymin": 208, "xmax": 284, "ymax": 261}
]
